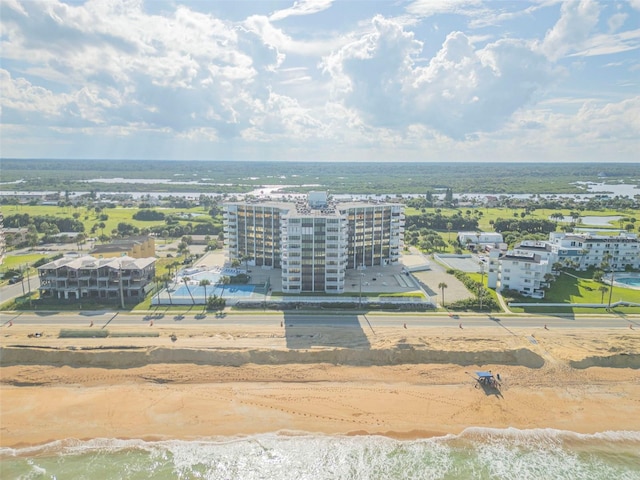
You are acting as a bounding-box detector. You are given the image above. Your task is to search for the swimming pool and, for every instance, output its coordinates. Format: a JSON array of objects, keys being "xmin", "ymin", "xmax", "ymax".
[
  {"xmin": 172, "ymin": 283, "xmax": 255, "ymax": 300},
  {"xmin": 615, "ymin": 276, "xmax": 640, "ymax": 289},
  {"xmin": 188, "ymin": 271, "xmax": 223, "ymax": 284}
]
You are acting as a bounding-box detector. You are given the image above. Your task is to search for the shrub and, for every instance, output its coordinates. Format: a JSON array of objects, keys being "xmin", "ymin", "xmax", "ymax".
[{"xmin": 59, "ymin": 329, "xmax": 109, "ymax": 338}]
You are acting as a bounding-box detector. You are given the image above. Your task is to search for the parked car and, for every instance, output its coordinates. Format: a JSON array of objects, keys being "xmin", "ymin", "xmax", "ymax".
[{"xmin": 9, "ymin": 275, "xmax": 24, "ymax": 284}]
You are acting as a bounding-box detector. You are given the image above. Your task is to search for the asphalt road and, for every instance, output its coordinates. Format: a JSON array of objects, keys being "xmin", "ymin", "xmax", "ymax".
[
  {"xmin": 1, "ymin": 311, "xmax": 638, "ymax": 330},
  {"xmin": 0, "ymin": 274, "xmax": 39, "ymax": 303}
]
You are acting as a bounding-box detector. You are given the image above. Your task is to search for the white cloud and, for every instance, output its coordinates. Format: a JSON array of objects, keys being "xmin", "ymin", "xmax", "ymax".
[
  {"xmin": 568, "ymin": 28, "xmax": 640, "ymax": 57},
  {"xmin": 502, "ymin": 96, "xmax": 640, "ymax": 160},
  {"xmin": 406, "ymin": 0, "xmax": 482, "ymax": 17},
  {"xmin": 242, "ymin": 14, "xmax": 342, "ymax": 57},
  {"xmin": 1, "ymin": 0, "xmax": 639, "ymax": 162},
  {"xmin": 323, "ymin": 17, "xmax": 556, "ymax": 139},
  {"xmin": 0, "ymin": 69, "xmax": 68, "ymax": 116},
  {"xmin": 608, "ymin": 12, "xmax": 628, "ymax": 32},
  {"xmin": 269, "ymin": 0, "xmax": 335, "ymax": 21},
  {"xmin": 541, "ymin": 0, "xmax": 601, "ymax": 60}
]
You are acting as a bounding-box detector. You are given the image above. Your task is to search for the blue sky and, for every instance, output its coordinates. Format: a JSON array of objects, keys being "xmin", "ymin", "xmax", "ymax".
[{"xmin": 1, "ymin": 0, "xmax": 639, "ymax": 162}]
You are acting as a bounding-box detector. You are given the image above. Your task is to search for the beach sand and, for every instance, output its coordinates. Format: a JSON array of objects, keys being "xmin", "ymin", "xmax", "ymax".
[{"xmin": 1, "ymin": 324, "xmax": 639, "ymax": 447}]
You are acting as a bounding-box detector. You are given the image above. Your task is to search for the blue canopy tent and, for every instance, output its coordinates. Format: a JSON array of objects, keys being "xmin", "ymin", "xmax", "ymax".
[{"xmin": 475, "ymin": 371, "xmax": 499, "ymax": 388}]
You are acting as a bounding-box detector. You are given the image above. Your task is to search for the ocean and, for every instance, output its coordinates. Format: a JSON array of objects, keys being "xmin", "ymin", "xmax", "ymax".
[{"xmin": 2, "ymin": 429, "xmax": 639, "ymax": 480}]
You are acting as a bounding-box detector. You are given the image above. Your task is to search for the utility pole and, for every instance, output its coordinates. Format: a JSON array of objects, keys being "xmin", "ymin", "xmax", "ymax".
[
  {"xmin": 607, "ymin": 268, "xmax": 615, "ymax": 310},
  {"xmin": 479, "ymin": 264, "xmax": 485, "ymax": 312},
  {"xmin": 19, "ymin": 265, "xmax": 26, "ymax": 297},
  {"xmin": 26, "ymin": 263, "xmax": 32, "ymax": 307}
]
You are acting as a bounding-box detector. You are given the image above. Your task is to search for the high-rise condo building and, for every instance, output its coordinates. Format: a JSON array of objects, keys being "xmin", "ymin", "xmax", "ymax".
[{"xmin": 223, "ymin": 192, "xmax": 405, "ymax": 293}]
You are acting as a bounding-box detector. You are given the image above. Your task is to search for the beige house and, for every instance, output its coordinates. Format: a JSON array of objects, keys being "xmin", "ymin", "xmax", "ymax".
[{"xmin": 90, "ymin": 235, "xmax": 155, "ymax": 259}]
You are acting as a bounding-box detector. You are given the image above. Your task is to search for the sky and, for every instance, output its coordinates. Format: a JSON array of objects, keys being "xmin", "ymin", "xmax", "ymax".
[{"xmin": 1, "ymin": 0, "xmax": 639, "ymax": 163}]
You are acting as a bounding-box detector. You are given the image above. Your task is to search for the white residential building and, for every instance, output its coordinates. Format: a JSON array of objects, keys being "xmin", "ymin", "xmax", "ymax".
[
  {"xmin": 457, "ymin": 231, "xmax": 504, "ymax": 250},
  {"xmin": 224, "ymin": 193, "xmax": 405, "ymax": 293},
  {"xmin": 549, "ymin": 232, "xmax": 639, "ymax": 271},
  {"xmin": 487, "ymin": 232, "xmax": 639, "ymax": 299},
  {"xmin": 487, "ymin": 249, "xmax": 549, "ymax": 299}
]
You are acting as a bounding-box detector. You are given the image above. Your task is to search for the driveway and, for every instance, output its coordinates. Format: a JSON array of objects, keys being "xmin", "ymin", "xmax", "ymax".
[{"xmin": 408, "ymin": 251, "xmax": 473, "ymax": 307}]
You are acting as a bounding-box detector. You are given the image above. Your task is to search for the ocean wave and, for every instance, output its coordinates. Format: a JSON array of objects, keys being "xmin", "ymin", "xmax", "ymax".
[{"xmin": 2, "ymin": 429, "xmax": 640, "ymax": 480}]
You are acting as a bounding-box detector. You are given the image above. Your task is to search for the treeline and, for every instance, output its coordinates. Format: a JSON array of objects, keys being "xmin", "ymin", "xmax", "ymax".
[
  {"xmin": 133, "ymin": 209, "xmax": 165, "ymax": 221},
  {"xmin": 4, "ymin": 213, "xmax": 85, "ymax": 233},
  {"xmin": 491, "ymin": 218, "xmax": 557, "ymax": 234},
  {"xmin": 405, "ymin": 212, "xmax": 479, "ymax": 231},
  {"xmin": 103, "ymin": 221, "xmax": 223, "ymax": 239}
]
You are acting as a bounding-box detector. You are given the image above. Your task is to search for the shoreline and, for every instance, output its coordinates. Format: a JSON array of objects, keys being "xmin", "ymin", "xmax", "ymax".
[{"xmin": 1, "ymin": 325, "xmax": 639, "ymax": 448}]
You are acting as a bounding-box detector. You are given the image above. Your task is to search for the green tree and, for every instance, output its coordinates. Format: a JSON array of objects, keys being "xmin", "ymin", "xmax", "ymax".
[
  {"xmin": 161, "ymin": 274, "xmax": 173, "ymax": 305},
  {"xmin": 598, "ymin": 285, "xmax": 609, "ymax": 304},
  {"xmin": 199, "ymin": 279, "xmax": 211, "ymax": 305},
  {"xmin": 206, "ymin": 294, "xmax": 226, "ymax": 311},
  {"xmin": 438, "ymin": 282, "xmax": 448, "ymax": 307},
  {"xmin": 182, "ymin": 276, "xmax": 196, "ymax": 305},
  {"xmin": 26, "ymin": 225, "xmax": 39, "ymax": 247}
]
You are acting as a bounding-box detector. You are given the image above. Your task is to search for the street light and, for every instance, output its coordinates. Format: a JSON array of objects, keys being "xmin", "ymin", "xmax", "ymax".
[{"xmin": 607, "ymin": 269, "xmax": 615, "ymax": 310}]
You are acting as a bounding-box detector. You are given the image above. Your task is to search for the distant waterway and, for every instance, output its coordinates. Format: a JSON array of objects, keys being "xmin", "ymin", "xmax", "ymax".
[
  {"xmin": 0, "ymin": 182, "xmax": 638, "ymax": 201},
  {"xmin": 550, "ymin": 215, "xmax": 623, "ymax": 226}
]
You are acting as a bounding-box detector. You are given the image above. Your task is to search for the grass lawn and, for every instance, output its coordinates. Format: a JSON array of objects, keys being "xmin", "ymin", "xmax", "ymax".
[
  {"xmin": 1, "ymin": 253, "xmax": 48, "ymax": 271},
  {"xmin": 403, "ymin": 206, "xmax": 637, "ymax": 233},
  {"xmin": 2, "ymin": 204, "xmax": 219, "ymax": 241},
  {"xmin": 508, "ymin": 271, "xmax": 640, "ymax": 314}
]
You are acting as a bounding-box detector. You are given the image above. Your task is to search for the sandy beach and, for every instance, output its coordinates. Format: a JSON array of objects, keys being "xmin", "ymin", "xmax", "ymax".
[{"xmin": 1, "ymin": 323, "xmax": 639, "ymax": 448}]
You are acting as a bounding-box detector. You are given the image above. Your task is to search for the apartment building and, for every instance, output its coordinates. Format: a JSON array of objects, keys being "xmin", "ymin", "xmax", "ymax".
[
  {"xmin": 224, "ymin": 192, "xmax": 404, "ymax": 293},
  {"xmin": 549, "ymin": 232, "xmax": 639, "ymax": 271},
  {"xmin": 487, "ymin": 250, "xmax": 549, "ymax": 299},
  {"xmin": 38, "ymin": 254, "xmax": 156, "ymax": 302},
  {"xmin": 487, "ymin": 232, "xmax": 639, "ymax": 298}
]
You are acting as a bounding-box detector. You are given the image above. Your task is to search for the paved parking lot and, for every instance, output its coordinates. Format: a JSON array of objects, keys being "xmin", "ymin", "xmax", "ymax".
[{"xmin": 194, "ymin": 248, "xmax": 473, "ymax": 306}]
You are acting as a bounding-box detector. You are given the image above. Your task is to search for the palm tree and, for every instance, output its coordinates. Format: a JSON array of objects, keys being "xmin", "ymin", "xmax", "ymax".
[
  {"xmin": 199, "ymin": 279, "xmax": 211, "ymax": 305},
  {"xmin": 598, "ymin": 285, "xmax": 609, "ymax": 304},
  {"xmin": 161, "ymin": 274, "xmax": 173, "ymax": 305},
  {"xmin": 217, "ymin": 275, "xmax": 231, "ymax": 298},
  {"xmin": 438, "ymin": 282, "xmax": 448, "ymax": 307},
  {"xmin": 446, "ymin": 222, "xmax": 453, "ymax": 242},
  {"xmin": 183, "ymin": 276, "xmax": 196, "ymax": 305}
]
